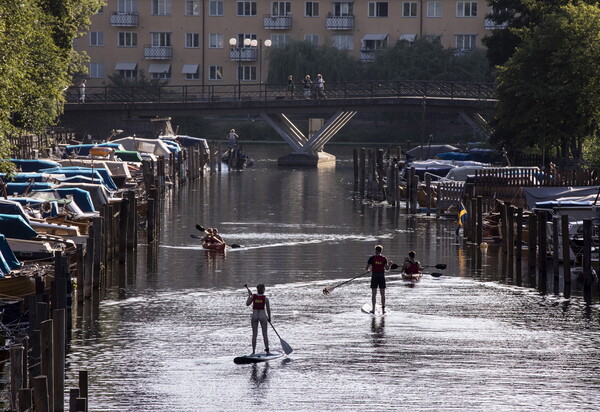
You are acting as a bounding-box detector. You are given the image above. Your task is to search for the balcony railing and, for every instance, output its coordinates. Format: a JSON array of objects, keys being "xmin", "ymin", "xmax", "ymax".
[
  {"xmin": 326, "ymin": 15, "xmax": 355, "ymax": 30},
  {"xmin": 360, "ymin": 51, "xmax": 375, "ymax": 62},
  {"xmin": 229, "ymin": 48, "xmax": 258, "ymax": 62},
  {"xmin": 263, "ymin": 15, "xmax": 292, "ymax": 30},
  {"xmin": 110, "ymin": 12, "xmax": 139, "ymax": 27},
  {"xmin": 143, "ymin": 46, "xmax": 172, "ymax": 60},
  {"xmin": 484, "ymin": 19, "xmax": 509, "ymax": 30}
]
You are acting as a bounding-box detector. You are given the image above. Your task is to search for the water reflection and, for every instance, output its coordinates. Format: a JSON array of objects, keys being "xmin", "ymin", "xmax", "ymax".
[
  {"xmin": 250, "ymin": 363, "xmax": 270, "ymax": 388},
  {"xmin": 370, "ymin": 317, "xmax": 385, "ymax": 347}
]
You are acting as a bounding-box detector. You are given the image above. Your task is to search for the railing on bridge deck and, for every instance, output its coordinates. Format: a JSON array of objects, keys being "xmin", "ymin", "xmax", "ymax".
[{"xmin": 67, "ymin": 80, "xmax": 496, "ymax": 105}]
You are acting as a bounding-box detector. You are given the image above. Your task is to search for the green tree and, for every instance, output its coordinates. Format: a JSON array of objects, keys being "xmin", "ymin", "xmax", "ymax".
[
  {"xmin": 491, "ymin": 3, "xmax": 600, "ymax": 161},
  {"xmin": 0, "ymin": 0, "xmax": 102, "ymax": 167}
]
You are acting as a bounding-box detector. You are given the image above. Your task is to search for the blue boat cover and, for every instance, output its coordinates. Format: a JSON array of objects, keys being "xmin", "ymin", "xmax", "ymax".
[
  {"xmin": 0, "ymin": 200, "xmax": 30, "ymax": 222},
  {"xmin": 9, "ymin": 159, "xmax": 60, "ymax": 172},
  {"xmin": 3, "ymin": 182, "xmax": 55, "ymax": 195},
  {"xmin": 0, "ymin": 214, "xmax": 38, "ymax": 239},
  {"xmin": 35, "ymin": 188, "xmax": 95, "ymax": 212},
  {"xmin": 0, "ymin": 234, "xmax": 20, "ymax": 272},
  {"xmin": 0, "ymin": 172, "xmax": 49, "ymax": 182},
  {"xmin": 64, "ymin": 143, "xmax": 124, "ymax": 156},
  {"xmin": 39, "ymin": 167, "xmax": 118, "ymax": 191},
  {"xmin": 436, "ymin": 152, "xmax": 472, "ymax": 161}
]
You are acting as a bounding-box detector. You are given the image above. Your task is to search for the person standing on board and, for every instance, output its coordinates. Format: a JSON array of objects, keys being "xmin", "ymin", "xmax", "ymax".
[
  {"xmin": 365, "ymin": 245, "xmax": 392, "ymax": 313},
  {"xmin": 226, "ymin": 129, "xmax": 239, "ymax": 149},
  {"xmin": 402, "ymin": 250, "xmax": 423, "ymax": 274},
  {"xmin": 246, "ymin": 284, "xmax": 271, "ymax": 354}
]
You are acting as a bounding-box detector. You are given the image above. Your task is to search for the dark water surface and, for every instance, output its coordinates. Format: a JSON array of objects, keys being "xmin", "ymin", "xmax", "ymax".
[{"xmin": 67, "ymin": 144, "xmax": 600, "ymax": 411}]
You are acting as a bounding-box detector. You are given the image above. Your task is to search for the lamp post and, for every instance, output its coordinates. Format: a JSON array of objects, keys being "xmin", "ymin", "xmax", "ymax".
[
  {"xmin": 229, "ymin": 37, "xmax": 252, "ymax": 100},
  {"xmin": 250, "ymin": 39, "xmax": 272, "ymax": 85}
]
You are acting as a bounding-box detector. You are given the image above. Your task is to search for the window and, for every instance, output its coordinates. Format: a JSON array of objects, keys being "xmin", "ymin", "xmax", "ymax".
[
  {"xmin": 118, "ymin": 0, "xmax": 137, "ymax": 13},
  {"xmin": 362, "ymin": 36, "xmax": 387, "ymax": 50},
  {"xmin": 90, "ymin": 32, "xmax": 104, "ymax": 46},
  {"xmin": 333, "ymin": 2, "xmax": 352, "ymax": 16},
  {"xmin": 332, "ymin": 34, "xmax": 353, "ymax": 50},
  {"xmin": 151, "ymin": 0, "xmax": 171, "ymax": 15},
  {"xmin": 402, "ymin": 2, "xmax": 417, "ymax": 17},
  {"xmin": 89, "ymin": 63, "xmax": 104, "ymax": 78},
  {"xmin": 368, "ymin": 2, "xmax": 388, "ymax": 17},
  {"xmin": 209, "ymin": 33, "xmax": 224, "ymax": 48},
  {"xmin": 237, "ymin": 1, "xmax": 257, "ymax": 16},
  {"xmin": 183, "ymin": 64, "xmax": 200, "ymax": 80},
  {"xmin": 237, "ymin": 66, "xmax": 256, "ymax": 81},
  {"xmin": 271, "ymin": 34, "xmax": 291, "ymax": 47},
  {"xmin": 455, "ymin": 34, "xmax": 476, "ymax": 50},
  {"xmin": 186, "ymin": 33, "xmax": 200, "ymax": 48},
  {"xmin": 185, "ymin": 0, "xmax": 199, "ymax": 15},
  {"xmin": 457, "ymin": 1, "xmax": 477, "ymax": 17},
  {"xmin": 304, "ymin": 34, "xmax": 319, "ymax": 46},
  {"xmin": 209, "ymin": 0, "xmax": 223, "ymax": 16},
  {"xmin": 272, "ymin": 1, "xmax": 291, "ymax": 16},
  {"xmin": 305, "ymin": 2, "xmax": 319, "ymax": 17},
  {"xmin": 208, "ymin": 65, "xmax": 223, "ymax": 80},
  {"xmin": 152, "ymin": 68, "xmax": 171, "ymax": 79},
  {"xmin": 235, "ymin": 33, "xmax": 257, "ymax": 45},
  {"xmin": 116, "ymin": 64, "xmax": 138, "ymax": 78},
  {"xmin": 427, "ymin": 1, "xmax": 442, "ymax": 17},
  {"xmin": 118, "ymin": 32, "xmax": 137, "ymax": 47},
  {"xmin": 151, "ymin": 32, "xmax": 171, "ymax": 47},
  {"xmin": 425, "ymin": 34, "xmax": 441, "ymax": 43}
]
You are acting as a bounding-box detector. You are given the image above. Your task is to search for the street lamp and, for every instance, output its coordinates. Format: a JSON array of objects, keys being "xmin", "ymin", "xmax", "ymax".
[
  {"xmin": 229, "ymin": 37, "xmax": 252, "ymax": 100},
  {"xmin": 250, "ymin": 39, "xmax": 272, "ymax": 85}
]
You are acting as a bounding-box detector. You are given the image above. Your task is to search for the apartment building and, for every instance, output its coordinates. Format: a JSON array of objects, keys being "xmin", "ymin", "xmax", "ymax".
[{"xmin": 77, "ymin": 0, "xmax": 500, "ymax": 87}]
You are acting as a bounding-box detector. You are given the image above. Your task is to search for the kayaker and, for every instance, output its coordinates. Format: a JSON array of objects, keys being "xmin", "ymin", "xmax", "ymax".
[
  {"xmin": 201, "ymin": 228, "xmax": 214, "ymax": 245},
  {"xmin": 403, "ymin": 251, "xmax": 423, "ymax": 275},
  {"xmin": 365, "ymin": 245, "xmax": 392, "ymax": 314},
  {"xmin": 211, "ymin": 228, "xmax": 225, "ymax": 244},
  {"xmin": 246, "ymin": 284, "xmax": 271, "ymax": 355}
]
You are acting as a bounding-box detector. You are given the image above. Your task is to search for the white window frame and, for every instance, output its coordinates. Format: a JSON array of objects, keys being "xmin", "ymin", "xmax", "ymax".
[
  {"xmin": 236, "ymin": 33, "xmax": 257, "ymax": 45},
  {"xmin": 456, "ymin": 1, "xmax": 477, "ymax": 17},
  {"xmin": 305, "ymin": 2, "xmax": 319, "ymax": 17},
  {"xmin": 90, "ymin": 32, "xmax": 104, "ymax": 46},
  {"xmin": 118, "ymin": 32, "xmax": 137, "ymax": 47},
  {"xmin": 185, "ymin": 0, "xmax": 199, "ymax": 15},
  {"xmin": 368, "ymin": 2, "xmax": 388, "ymax": 17},
  {"xmin": 427, "ymin": 1, "xmax": 442, "ymax": 17},
  {"xmin": 209, "ymin": 0, "xmax": 223, "ymax": 16},
  {"xmin": 119, "ymin": 69, "xmax": 137, "ymax": 79},
  {"xmin": 237, "ymin": 65, "xmax": 257, "ymax": 81},
  {"xmin": 185, "ymin": 68, "xmax": 200, "ymax": 80},
  {"xmin": 455, "ymin": 34, "xmax": 476, "ymax": 50},
  {"xmin": 271, "ymin": 1, "xmax": 291, "ymax": 16},
  {"xmin": 151, "ymin": 67, "xmax": 171, "ymax": 80},
  {"xmin": 304, "ymin": 34, "xmax": 319, "ymax": 46},
  {"xmin": 89, "ymin": 63, "xmax": 104, "ymax": 78},
  {"xmin": 118, "ymin": 0, "xmax": 137, "ymax": 13},
  {"xmin": 402, "ymin": 2, "xmax": 417, "ymax": 17},
  {"xmin": 185, "ymin": 33, "xmax": 200, "ymax": 48},
  {"xmin": 151, "ymin": 32, "xmax": 172, "ymax": 47},
  {"xmin": 333, "ymin": 2, "xmax": 352, "ymax": 16},
  {"xmin": 271, "ymin": 34, "xmax": 291, "ymax": 47},
  {"xmin": 237, "ymin": 1, "xmax": 257, "ymax": 16},
  {"xmin": 208, "ymin": 65, "xmax": 223, "ymax": 80},
  {"xmin": 332, "ymin": 34, "xmax": 353, "ymax": 50},
  {"xmin": 151, "ymin": 0, "xmax": 172, "ymax": 15},
  {"xmin": 209, "ymin": 33, "xmax": 224, "ymax": 48}
]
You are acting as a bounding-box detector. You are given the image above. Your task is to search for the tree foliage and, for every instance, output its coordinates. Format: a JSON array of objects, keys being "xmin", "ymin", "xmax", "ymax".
[
  {"xmin": 0, "ymin": 0, "xmax": 102, "ymax": 166},
  {"xmin": 491, "ymin": 3, "xmax": 600, "ymax": 160}
]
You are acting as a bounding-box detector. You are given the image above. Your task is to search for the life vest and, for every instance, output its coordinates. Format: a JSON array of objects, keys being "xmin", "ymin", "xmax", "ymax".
[
  {"xmin": 371, "ymin": 255, "xmax": 387, "ymax": 273},
  {"xmin": 252, "ymin": 294, "xmax": 266, "ymax": 310},
  {"xmin": 405, "ymin": 261, "xmax": 420, "ymax": 274}
]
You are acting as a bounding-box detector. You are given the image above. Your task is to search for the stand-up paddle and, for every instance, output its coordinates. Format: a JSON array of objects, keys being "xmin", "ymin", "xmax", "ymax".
[
  {"xmin": 323, "ymin": 271, "xmax": 369, "ymax": 295},
  {"xmin": 194, "ymin": 224, "xmax": 243, "ymax": 248},
  {"xmin": 244, "ymin": 284, "xmax": 293, "ymax": 355}
]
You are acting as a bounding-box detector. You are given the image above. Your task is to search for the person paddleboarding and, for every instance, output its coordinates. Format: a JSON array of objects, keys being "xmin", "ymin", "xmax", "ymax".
[
  {"xmin": 246, "ymin": 284, "xmax": 272, "ymax": 355},
  {"xmin": 365, "ymin": 245, "xmax": 392, "ymax": 314}
]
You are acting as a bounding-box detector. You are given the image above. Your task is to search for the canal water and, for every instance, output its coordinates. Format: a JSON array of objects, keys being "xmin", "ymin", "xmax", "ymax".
[{"xmin": 67, "ymin": 144, "xmax": 600, "ymax": 411}]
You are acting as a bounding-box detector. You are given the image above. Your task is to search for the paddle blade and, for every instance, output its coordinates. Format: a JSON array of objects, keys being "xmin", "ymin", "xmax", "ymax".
[
  {"xmin": 390, "ymin": 263, "xmax": 399, "ymax": 270},
  {"xmin": 430, "ymin": 272, "xmax": 443, "ymax": 278},
  {"xmin": 196, "ymin": 224, "xmax": 206, "ymax": 232},
  {"xmin": 435, "ymin": 264, "xmax": 447, "ymax": 270},
  {"xmin": 190, "ymin": 234, "xmax": 202, "ymax": 239},
  {"xmin": 323, "ymin": 285, "xmax": 335, "ymax": 295},
  {"xmin": 280, "ymin": 339, "xmax": 293, "ymax": 355},
  {"xmin": 230, "ymin": 244, "xmax": 243, "ymax": 249}
]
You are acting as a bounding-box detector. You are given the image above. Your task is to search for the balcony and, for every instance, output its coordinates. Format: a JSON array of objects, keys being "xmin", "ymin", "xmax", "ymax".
[
  {"xmin": 110, "ymin": 12, "xmax": 139, "ymax": 27},
  {"xmin": 143, "ymin": 46, "xmax": 172, "ymax": 60},
  {"xmin": 263, "ymin": 15, "xmax": 292, "ymax": 30},
  {"xmin": 484, "ymin": 19, "xmax": 509, "ymax": 30},
  {"xmin": 360, "ymin": 49, "xmax": 376, "ymax": 62},
  {"xmin": 229, "ymin": 48, "xmax": 258, "ymax": 62},
  {"xmin": 326, "ymin": 15, "xmax": 355, "ymax": 30}
]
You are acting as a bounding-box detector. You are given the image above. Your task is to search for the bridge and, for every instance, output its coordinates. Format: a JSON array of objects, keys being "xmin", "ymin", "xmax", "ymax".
[{"xmin": 63, "ymin": 80, "xmax": 496, "ymax": 166}]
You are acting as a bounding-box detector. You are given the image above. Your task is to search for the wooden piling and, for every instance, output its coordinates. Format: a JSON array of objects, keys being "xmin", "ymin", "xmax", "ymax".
[
  {"xmin": 53, "ymin": 309, "xmax": 66, "ymax": 412},
  {"xmin": 425, "ymin": 174, "xmax": 431, "ymax": 216},
  {"xmin": 33, "ymin": 376, "xmax": 49, "ymax": 412},
  {"xmin": 353, "ymin": 149, "xmax": 359, "ymax": 190},
  {"xmin": 561, "ymin": 215, "xmax": 571, "ymax": 297},
  {"xmin": 79, "ymin": 370, "xmax": 88, "ymax": 412},
  {"xmin": 552, "ymin": 216, "xmax": 560, "ymax": 294},
  {"xmin": 582, "ymin": 219, "xmax": 593, "ymax": 303},
  {"xmin": 10, "ymin": 345, "xmax": 24, "ymax": 410},
  {"xmin": 515, "ymin": 208, "xmax": 523, "ymax": 285},
  {"xmin": 528, "ymin": 213, "xmax": 538, "ymax": 285},
  {"xmin": 40, "ymin": 319, "xmax": 53, "ymax": 409},
  {"xmin": 476, "ymin": 196, "xmax": 483, "ymax": 246},
  {"xmin": 69, "ymin": 388, "xmax": 80, "ymax": 412},
  {"xmin": 537, "ymin": 210, "xmax": 547, "ymax": 293},
  {"xmin": 507, "ymin": 205, "xmax": 515, "ymax": 280}
]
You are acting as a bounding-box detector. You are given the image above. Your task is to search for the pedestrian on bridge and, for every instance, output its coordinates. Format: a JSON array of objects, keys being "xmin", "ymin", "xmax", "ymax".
[
  {"xmin": 316, "ymin": 74, "xmax": 326, "ymax": 99},
  {"xmin": 302, "ymin": 75, "xmax": 312, "ymax": 99},
  {"xmin": 287, "ymin": 75, "xmax": 295, "ymax": 99}
]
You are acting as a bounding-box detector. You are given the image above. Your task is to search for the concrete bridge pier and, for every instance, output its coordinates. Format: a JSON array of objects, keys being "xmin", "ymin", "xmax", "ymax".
[{"xmin": 260, "ymin": 109, "xmax": 357, "ymax": 167}]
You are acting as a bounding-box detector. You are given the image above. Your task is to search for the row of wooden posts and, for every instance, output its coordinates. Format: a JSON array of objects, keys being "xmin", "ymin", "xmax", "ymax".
[{"xmin": 6, "ymin": 143, "xmax": 212, "ymax": 411}]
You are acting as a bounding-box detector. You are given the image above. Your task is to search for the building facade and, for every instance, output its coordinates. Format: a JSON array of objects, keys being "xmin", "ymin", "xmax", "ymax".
[{"xmin": 76, "ymin": 0, "xmax": 501, "ymax": 87}]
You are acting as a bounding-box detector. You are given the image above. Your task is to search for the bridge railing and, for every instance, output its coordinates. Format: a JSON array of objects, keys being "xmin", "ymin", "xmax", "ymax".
[{"xmin": 67, "ymin": 80, "xmax": 495, "ymax": 104}]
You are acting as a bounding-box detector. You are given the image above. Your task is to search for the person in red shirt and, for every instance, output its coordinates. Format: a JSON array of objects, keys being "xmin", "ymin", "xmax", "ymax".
[
  {"xmin": 365, "ymin": 245, "xmax": 392, "ymax": 313},
  {"xmin": 403, "ymin": 250, "xmax": 423, "ymax": 274},
  {"xmin": 246, "ymin": 284, "xmax": 272, "ymax": 354}
]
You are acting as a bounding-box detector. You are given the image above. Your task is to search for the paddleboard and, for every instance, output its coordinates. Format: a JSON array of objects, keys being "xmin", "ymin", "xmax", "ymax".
[
  {"xmin": 233, "ymin": 351, "xmax": 284, "ymax": 365},
  {"xmin": 361, "ymin": 303, "xmax": 389, "ymax": 315}
]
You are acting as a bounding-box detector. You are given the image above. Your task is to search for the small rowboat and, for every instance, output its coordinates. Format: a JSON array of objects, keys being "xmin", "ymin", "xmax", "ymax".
[
  {"xmin": 402, "ymin": 272, "xmax": 423, "ymax": 281},
  {"xmin": 202, "ymin": 242, "xmax": 226, "ymax": 251}
]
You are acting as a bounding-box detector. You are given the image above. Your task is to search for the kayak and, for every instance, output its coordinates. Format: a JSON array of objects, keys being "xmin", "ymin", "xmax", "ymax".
[
  {"xmin": 234, "ymin": 351, "xmax": 284, "ymax": 364},
  {"xmin": 202, "ymin": 242, "xmax": 226, "ymax": 251},
  {"xmin": 402, "ymin": 272, "xmax": 423, "ymax": 281}
]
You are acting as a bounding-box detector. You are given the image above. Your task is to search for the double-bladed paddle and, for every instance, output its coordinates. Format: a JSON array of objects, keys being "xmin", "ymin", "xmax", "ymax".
[
  {"xmin": 193, "ymin": 224, "xmax": 243, "ymax": 248},
  {"xmin": 244, "ymin": 284, "xmax": 293, "ymax": 355},
  {"xmin": 390, "ymin": 263, "xmax": 446, "ymax": 277}
]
